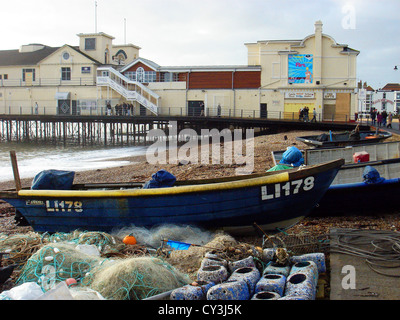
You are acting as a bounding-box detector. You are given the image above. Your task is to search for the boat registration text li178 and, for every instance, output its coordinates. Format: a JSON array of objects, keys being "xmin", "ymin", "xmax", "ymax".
[
  {"xmin": 261, "ymin": 177, "xmax": 315, "ymax": 200},
  {"xmin": 46, "ymin": 200, "xmax": 83, "ymax": 212}
]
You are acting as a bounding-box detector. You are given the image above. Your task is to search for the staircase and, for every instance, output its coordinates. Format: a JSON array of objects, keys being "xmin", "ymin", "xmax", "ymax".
[{"xmin": 97, "ymin": 67, "xmax": 160, "ymax": 115}]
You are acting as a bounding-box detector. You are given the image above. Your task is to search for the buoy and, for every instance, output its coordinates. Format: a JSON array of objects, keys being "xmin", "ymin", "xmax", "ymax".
[
  {"xmin": 123, "ymin": 234, "xmax": 137, "ymax": 245},
  {"xmin": 65, "ymin": 278, "xmax": 78, "ymax": 287}
]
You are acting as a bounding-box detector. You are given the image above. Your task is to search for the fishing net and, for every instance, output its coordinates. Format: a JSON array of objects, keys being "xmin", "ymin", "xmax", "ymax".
[
  {"xmin": 87, "ymin": 256, "xmax": 191, "ymax": 300},
  {"xmin": 112, "ymin": 224, "xmax": 214, "ymax": 249},
  {"xmin": 16, "ymin": 243, "xmax": 107, "ymax": 291},
  {"xmin": 0, "ymin": 232, "xmax": 45, "ymax": 271},
  {"xmin": 43, "ymin": 230, "xmax": 117, "ymax": 254}
]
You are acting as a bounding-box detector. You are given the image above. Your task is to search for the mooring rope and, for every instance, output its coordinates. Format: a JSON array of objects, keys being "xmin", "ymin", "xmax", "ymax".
[{"xmin": 330, "ymin": 229, "xmax": 400, "ymax": 277}]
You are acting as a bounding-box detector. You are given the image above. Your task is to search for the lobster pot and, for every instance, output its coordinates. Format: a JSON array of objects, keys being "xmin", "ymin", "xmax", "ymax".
[
  {"xmin": 290, "ymin": 261, "xmax": 319, "ymax": 287},
  {"xmin": 228, "ymin": 267, "xmax": 260, "ymax": 295},
  {"xmin": 251, "ymin": 291, "xmax": 281, "ymax": 300},
  {"xmin": 205, "ymin": 251, "xmax": 220, "ymax": 259},
  {"xmin": 255, "ymin": 274, "xmax": 286, "ymax": 296},
  {"xmin": 284, "ymin": 273, "xmax": 316, "ymax": 300},
  {"xmin": 263, "ymin": 262, "xmax": 291, "ymax": 277},
  {"xmin": 200, "ymin": 257, "xmax": 228, "ymax": 268},
  {"xmin": 171, "ymin": 281, "xmax": 215, "ymax": 300},
  {"xmin": 197, "ymin": 265, "xmax": 228, "ymax": 283},
  {"xmin": 228, "ymin": 256, "xmax": 256, "ymax": 273},
  {"xmin": 207, "ymin": 280, "xmax": 250, "ymax": 300},
  {"xmin": 278, "ymin": 295, "xmax": 309, "ymax": 300},
  {"xmin": 290, "ymin": 253, "xmax": 326, "ymax": 273}
]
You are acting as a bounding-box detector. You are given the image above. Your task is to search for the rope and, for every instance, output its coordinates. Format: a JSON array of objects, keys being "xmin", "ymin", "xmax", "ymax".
[{"xmin": 330, "ymin": 229, "xmax": 400, "ymax": 277}]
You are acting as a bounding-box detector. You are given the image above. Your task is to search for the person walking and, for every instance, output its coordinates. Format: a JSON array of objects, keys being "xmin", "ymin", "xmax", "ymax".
[
  {"xmin": 371, "ymin": 109, "xmax": 376, "ymax": 125},
  {"xmin": 311, "ymin": 108, "xmax": 317, "ymax": 122},
  {"xmin": 377, "ymin": 112, "xmax": 382, "ymax": 127},
  {"xmin": 382, "ymin": 110, "xmax": 388, "ymax": 127},
  {"xmin": 387, "ymin": 112, "xmax": 393, "ymax": 128}
]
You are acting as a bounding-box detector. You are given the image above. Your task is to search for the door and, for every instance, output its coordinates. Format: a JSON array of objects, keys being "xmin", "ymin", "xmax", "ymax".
[
  {"xmin": 140, "ymin": 105, "xmax": 147, "ymax": 116},
  {"xmin": 188, "ymin": 101, "xmax": 204, "ymax": 116},
  {"xmin": 71, "ymin": 100, "xmax": 78, "ymax": 115},
  {"xmin": 57, "ymin": 99, "xmax": 71, "ymax": 115},
  {"xmin": 260, "ymin": 103, "xmax": 267, "ymax": 118},
  {"xmin": 25, "ymin": 72, "xmax": 33, "ymax": 86}
]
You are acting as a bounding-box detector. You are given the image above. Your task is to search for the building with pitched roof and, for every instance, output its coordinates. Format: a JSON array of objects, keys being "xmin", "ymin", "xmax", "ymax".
[{"xmin": 0, "ymin": 21, "xmax": 360, "ymax": 120}]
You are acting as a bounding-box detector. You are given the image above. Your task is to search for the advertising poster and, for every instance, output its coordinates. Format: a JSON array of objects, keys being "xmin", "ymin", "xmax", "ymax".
[{"xmin": 288, "ymin": 54, "xmax": 313, "ymax": 84}]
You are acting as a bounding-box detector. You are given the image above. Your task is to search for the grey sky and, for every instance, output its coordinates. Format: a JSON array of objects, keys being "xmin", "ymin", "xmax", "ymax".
[{"xmin": 2, "ymin": 0, "xmax": 399, "ymax": 89}]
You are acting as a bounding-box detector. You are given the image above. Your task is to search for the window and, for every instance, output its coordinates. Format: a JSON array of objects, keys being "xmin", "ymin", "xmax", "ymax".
[
  {"xmin": 3, "ymin": 74, "xmax": 7, "ymax": 80},
  {"xmin": 396, "ymin": 93, "xmax": 400, "ymax": 100},
  {"xmin": 23, "ymin": 69, "xmax": 36, "ymax": 81},
  {"xmin": 104, "ymin": 49, "xmax": 109, "ymax": 64},
  {"xmin": 62, "ymin": 52, "xmax": 70, "ymax": 60},
  {"xmin": 85, "ymin": 38, "xmax": 96, "ymax": 50},
  {"xmin": 124, "ymin": 69, "xmax": 157, "ymax": 83},
  {"xmin": 136, "ymin": 67, "xmax": 144, "ymax": 82},
  {"xmin": 61, "ymin": 67, "xmax": 71, "ymax": 81}
]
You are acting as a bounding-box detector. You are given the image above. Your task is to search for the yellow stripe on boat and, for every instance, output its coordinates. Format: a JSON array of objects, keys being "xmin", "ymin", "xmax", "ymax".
[{"xmin": 18, "ymin": 172, "xmax": 290, "ymax": 198}]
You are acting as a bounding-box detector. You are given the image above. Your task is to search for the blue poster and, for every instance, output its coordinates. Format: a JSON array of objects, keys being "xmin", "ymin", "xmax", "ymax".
[{"xmin": 288, "ymin": 54, "xmax": 313, "ymax": 84}]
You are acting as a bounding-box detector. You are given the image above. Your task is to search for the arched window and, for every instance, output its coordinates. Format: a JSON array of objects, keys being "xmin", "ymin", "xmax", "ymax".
[
  {"xmin": 104, "ymin": 48, "xmax": 110, "ymax": 64},
  {"xmin": 136, "ymin": 67, "xmax": 144, "ymax": 82}
]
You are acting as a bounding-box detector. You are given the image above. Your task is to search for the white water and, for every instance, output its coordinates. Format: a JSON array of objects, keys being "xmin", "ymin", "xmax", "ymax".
[{"xmin": 0, "ymin": 142, "xmax": 148, "ymax": 182}]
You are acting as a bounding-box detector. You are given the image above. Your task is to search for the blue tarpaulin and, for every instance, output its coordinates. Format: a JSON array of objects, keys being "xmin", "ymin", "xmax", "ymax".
[
  {"xmin": 143, "ymin": 170, "xmax": 176, "ymax": 189},
  {"xmin": 363, "ymin": 166, "xmax": 385, "ymax": 184},
  {"xmin": 31, "ymin": 170, "xmax": 75, "ymax": 190},
  {"xmin": 279, "ymin": 146, "xmax": 304, "ymax": 167},
  {"xmin": 166, "ymin": 240, "xmax": 192, "ymax": 250}
]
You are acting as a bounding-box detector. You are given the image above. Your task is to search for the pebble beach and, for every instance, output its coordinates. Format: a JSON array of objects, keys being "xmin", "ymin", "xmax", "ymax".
[{"xmin": 1, "ymin": 129, "xmax": 400, "ymax": 238}]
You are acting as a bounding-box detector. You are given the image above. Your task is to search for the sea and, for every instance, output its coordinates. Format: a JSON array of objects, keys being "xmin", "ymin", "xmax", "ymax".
[{"xmin": 0, "ymin": 142, "xmax": 148, "ymax": 183}]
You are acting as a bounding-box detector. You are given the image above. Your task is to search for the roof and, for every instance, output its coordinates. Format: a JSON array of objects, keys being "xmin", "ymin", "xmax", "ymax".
[
  {"xmin": 381, "ymin": 83, "xmax": 400, "ymax": 91},
  {"xmin": 120, "ymin": 57, "xmax": 161, "ymax": 72},
  {"xmin": 0, "ymin": 44, "xmax": 101, "ymax": 67},
  {"xmin": 0, "ymin": 46, "xmax": 60, "ymax": 66},
  {"xmin": 121, "ymin": 57, "xmax": 261, "ymax": 73}
]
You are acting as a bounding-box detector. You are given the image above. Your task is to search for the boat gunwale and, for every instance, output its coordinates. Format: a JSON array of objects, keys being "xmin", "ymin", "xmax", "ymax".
[{"xmin": 9, "ymin": 159, "xmax": 344, "ymax": 199}]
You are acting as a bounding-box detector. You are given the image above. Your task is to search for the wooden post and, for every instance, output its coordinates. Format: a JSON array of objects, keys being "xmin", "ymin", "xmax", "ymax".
[{"xmin": 10, "ymin": 150, "xmax": 21, "ymax": 191}]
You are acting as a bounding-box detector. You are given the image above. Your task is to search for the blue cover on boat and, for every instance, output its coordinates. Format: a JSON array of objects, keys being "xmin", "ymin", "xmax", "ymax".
[
  {"xmin": 279, "ymin": 146, "xmax": 304, "ymax": 167},
  {"xmin": 363, "ymin": 166, "xmax": 385, "ymax": 184},
  {"xmin": 31, "ymin": 170, "xmax": 75, "ymax": 190},
  {"xmin": 143, "ymin": 170, "xmax": 176, "ymax": 189}
]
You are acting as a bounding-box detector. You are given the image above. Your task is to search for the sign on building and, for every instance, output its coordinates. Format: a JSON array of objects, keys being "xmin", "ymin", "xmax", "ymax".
[{"xmin": 288, "ymin": 54, "xmax": 313, "ymax": 84}]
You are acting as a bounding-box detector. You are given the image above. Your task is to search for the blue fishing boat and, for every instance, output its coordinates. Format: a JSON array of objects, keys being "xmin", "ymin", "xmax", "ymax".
[
  {"xmin": 272, "ymin": 142, "xmax": 400, "ymax": 215},
  {"xmin": 296, "ymin": 129, "xmax": 392, "ymax": 148},
  {"xmin": 0, "ymin": 159, "xmax": 343, "ymax": 235}
]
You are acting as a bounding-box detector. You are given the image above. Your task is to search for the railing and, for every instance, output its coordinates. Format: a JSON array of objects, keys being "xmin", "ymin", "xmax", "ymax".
[
  {"xmin": 0, "ymin": 104, "xmax": 358, "ymax": 123},
  {"xmin": 97, "ymin": 67, "xmax": 160, "ymax": 115},
  {"xmin": 0, "ymin": 77, "xmax": 95, "ymax": 87}
]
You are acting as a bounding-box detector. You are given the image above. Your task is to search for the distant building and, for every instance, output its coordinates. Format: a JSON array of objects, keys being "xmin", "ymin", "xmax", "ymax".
[
  {"xmin": 0, "ymin": 21, "xmax": 359, "ymax": 120},
  {"xmin": 358, "ymin": 83, "xmax": 400, "ymax": 115}
]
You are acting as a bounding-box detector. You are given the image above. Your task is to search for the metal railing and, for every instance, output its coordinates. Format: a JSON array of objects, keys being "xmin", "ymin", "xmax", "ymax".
[
  {"xmin": 0, "ymin": 104, "xmax": 358, "ymax": 123},
  {"xmin": 0, "ymin": 77, "xmax": 96, "ymax": 87}
]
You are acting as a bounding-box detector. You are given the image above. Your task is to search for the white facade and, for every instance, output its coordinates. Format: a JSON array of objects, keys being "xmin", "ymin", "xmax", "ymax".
[{"xmin": 358, "ymin": 87, "xmax": 400, "ymax": 115}]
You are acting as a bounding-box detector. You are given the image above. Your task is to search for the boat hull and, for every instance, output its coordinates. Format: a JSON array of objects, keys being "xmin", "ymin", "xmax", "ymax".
[
  {"xmin": 1, "ymin": 160, "xmax": 343, "ymax": 235},
  {"xmin": 296, "ymin": 130, "xmax": 392, "ymax": 148},
  {"xmin": 312, "ymin": 178, "xmax": 400, "ymax": 216}
]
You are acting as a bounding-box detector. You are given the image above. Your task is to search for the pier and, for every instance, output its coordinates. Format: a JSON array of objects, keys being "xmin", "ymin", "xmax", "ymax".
[{"xmin": 0, "ymin": 114, "xmax": 365, "ymax": 147}]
